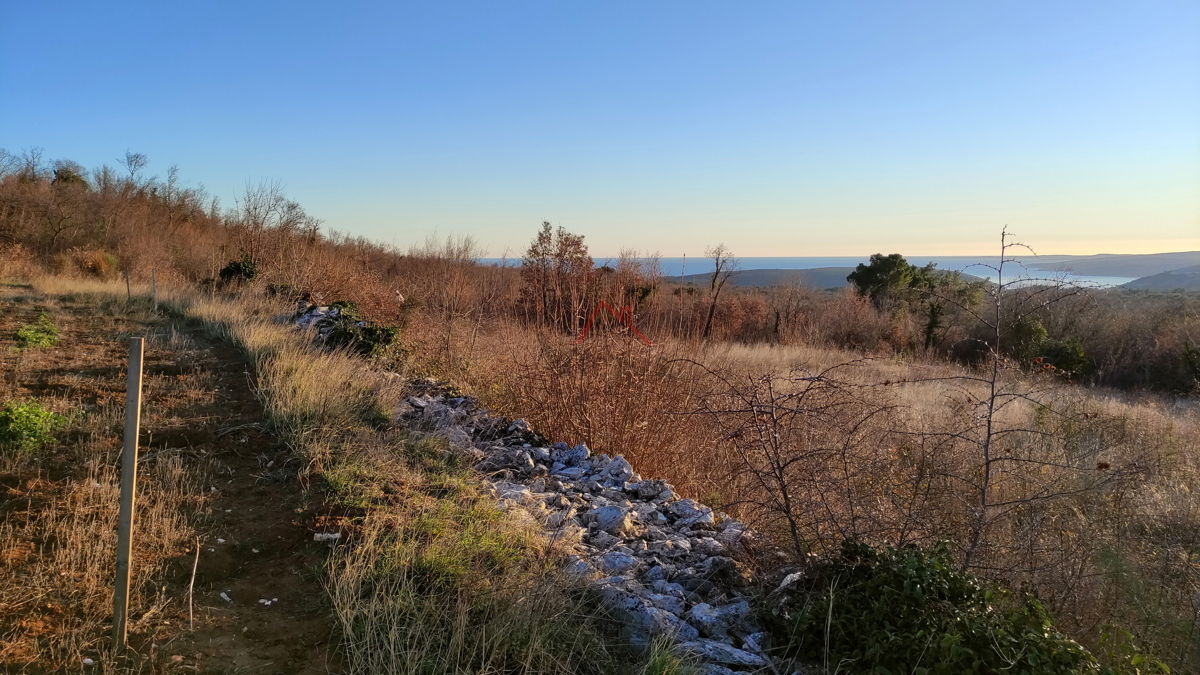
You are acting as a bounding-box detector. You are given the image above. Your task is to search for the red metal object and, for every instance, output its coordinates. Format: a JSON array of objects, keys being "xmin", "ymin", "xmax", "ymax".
[{"xmin": 576, "ymin": 301, "xmax": 653, "ymax": 345}]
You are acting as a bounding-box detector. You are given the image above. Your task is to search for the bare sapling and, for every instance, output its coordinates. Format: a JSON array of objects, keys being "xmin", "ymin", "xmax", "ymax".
[{"xmin": 919, "ymin": 229, "xmax": 1134, "ymax": 573}]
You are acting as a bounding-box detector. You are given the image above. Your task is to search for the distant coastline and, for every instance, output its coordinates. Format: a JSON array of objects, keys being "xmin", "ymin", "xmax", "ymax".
[{"xmin": 481, "ymin": 252, "xmax": 1200, "ymax": 289}]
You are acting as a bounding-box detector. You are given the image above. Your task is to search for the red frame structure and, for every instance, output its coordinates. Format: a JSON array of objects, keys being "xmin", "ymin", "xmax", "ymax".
[{"xmin": 575, "ymin": 301, "xmax": 653, "ymax": 345}]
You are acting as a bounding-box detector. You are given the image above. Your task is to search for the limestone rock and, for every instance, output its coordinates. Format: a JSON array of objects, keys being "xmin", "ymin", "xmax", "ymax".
[
  {"xmin": 596, "ymin": 551, "xmax": 638, "ymax": 574},
  {"xmin": 668, "ymin": 499, "xmax": 716, "ymax": 527},
  {"xmin": 676, "ymin": 640, "xmax": 768, "ymax": 667},
  {"xmin": 589, "ymin": 505, "xmax": 639, "ymax": 536}
]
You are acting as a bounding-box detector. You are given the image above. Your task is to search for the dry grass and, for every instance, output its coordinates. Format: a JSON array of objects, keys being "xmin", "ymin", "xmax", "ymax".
[
  {"xmin": 325, "ymin": 438, "xmax": 657, "ymax": 675},
  {"xmin": 176, "ymin": 291, "xmax": 697, "ymax": 675},
  {"xmin": 0, "ymin": 287, "xmax": 209, "ymax": 671}
]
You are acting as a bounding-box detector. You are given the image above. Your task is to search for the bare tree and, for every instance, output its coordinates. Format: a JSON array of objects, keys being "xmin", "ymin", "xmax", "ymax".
[
  {"xmin": 118, "ymin": 151, "xmax": 147, "ymax": 181},
  {"xmin": 703, "ymin": 244, "xmax": 738, "ymax": 340}
]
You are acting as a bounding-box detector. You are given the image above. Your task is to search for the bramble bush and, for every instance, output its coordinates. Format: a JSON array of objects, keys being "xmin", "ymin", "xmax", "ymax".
[
  {"xmin": 325, "ymin": 300, "xmax": 403, "ymax": 358},
  {"xmin": 767, "ymin": 541, "xmax": 1101, "ymax": 675}
]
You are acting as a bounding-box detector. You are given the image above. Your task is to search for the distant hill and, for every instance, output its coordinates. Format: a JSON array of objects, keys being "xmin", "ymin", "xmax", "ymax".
[
  {"xmin": 1121, "ymin": 264, "xmax": 1200, "ymax": 291},
  {"xmin": 1028, "ymin": 251, "xmax": 1200, "ymax": 278},
  {"xmin": 675, "ymin": 267, "xmax": 983, "ymax": 290},
  {"xmin": 676, "ymin": 267, "xmax": 855, "ymax": 289}
]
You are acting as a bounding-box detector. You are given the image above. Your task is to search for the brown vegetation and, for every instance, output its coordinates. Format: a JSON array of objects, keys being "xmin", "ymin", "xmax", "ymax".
[{"xmin": 2, "ymin": 150, "xmax": 1199, "ymax": 671}]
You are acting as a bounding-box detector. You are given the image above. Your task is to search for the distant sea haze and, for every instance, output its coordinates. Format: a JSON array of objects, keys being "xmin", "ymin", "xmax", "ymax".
[{"xmin": 480, "ymin": 256, "xmax": 1139, "ymax": 287}]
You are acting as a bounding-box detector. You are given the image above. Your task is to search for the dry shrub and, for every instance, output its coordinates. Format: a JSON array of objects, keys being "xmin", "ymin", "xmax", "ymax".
[
  {"xmin": 0, "ymin": 243, "xmax": 39, "ymax": 281},
  {"xmin": 501, "ymin": 331, "xmax": 717, "ymax": 491},
  {"xmin": 48, "ymin": 247, "xmax": 121, "ymax": 279},
  {"xmin": 691, "ymin": 363, "xmax": 917, "ymax": 555}
]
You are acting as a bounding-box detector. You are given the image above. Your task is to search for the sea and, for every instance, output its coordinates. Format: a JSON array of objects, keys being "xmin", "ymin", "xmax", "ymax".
[{"xmin": 482, "ymin": 256, "xmax": 1137, "ymax": 288}]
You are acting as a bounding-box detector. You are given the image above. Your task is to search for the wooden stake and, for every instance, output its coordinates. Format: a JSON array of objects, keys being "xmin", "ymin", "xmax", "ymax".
[
  {"xmin": 187, "ymin": 536, "xmax": 199, "ymax": 631},
  {"xmin": 113, "ymin": 337, "xmax": 144, "ymax": 652},
  {"xmin": 124, "ymin": 267, "xmax": 131, "ymax": 302},
  {"xmin": 151, "ymin": 268, "xmax": 157, "ymax": 310}
]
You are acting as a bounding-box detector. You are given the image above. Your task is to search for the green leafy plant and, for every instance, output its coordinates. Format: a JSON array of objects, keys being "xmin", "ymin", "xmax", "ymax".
[
  {"xmin": 14, "ymin": 312, "xmax": 59, "ymax": 348},
  {"xmin": 0, "ymin": 399, "xmax": 69, "ymax": 455},
  {"xmin": 767, "ymin": 540, "xmax": 1100, "ymax": 675},
  {"xmin": 324, "ymin": 300, "xmax": 402, "ymax": 358}
]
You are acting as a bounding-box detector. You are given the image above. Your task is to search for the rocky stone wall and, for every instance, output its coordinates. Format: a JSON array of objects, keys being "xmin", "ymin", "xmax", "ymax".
[{"xmin": 397, "ymin": 392, "xmax": 783, "ymax": 675}]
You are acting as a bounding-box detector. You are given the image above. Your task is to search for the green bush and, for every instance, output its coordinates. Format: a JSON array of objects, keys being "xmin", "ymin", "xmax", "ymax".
[
  {"xmin": 767, "ymin": 541, "xmax": 1100, "ymax": 675},
  {"xmin": 0, "ymin": 399, "xmax": 68, "ymax": 455},
  {"xmin": 14, "ymin": 312, "xmax": 59, "ymax": 348},
  {"xmin": 218, "ymin": 253, "xmax": 258, "ymax": 283},
  {"xmin": 1041, "ymin": 338, "xmax": 1089, "ymax": 376},
  {"xmin": 325, "ymin": 300, "xmax": 402, "ymax": 358}
]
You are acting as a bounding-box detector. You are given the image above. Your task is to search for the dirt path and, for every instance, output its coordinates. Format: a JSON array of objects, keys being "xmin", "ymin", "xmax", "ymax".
[{"xmin": 0, "ymin": 288, "xmax": 346, "ymax": 674}]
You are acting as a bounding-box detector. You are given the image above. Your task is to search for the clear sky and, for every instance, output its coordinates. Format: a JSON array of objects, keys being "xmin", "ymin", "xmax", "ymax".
[{"xmin": 2, "ymin": 1, "xmax": 1197, "ymax": 257}]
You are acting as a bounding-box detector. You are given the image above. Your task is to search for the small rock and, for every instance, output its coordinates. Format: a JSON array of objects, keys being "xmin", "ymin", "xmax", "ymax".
[
  {"xmin": 596, "ymin": 551, "xmax": 638, "ymax": 574},
  {"xmin": 590, "ymin": 505, "xmax": 639, "ymax": 536},
  {"xmin": 559, "ymin": 443, "xmax": 591, "ymax": 466},
  {"xmin": 651, "ymin": 580, "xmax": 687, "ymax": 598},
  {"xmin": 644, "ymin": 565, "xmax": 671, "ymax": 582},
  {"xmin": 82, "ymin": 658, "xmax": 96, "ymax": 667},
  {"xmin": 688, "ymin": 603, "xmax": 728, "ymax": 639},
  {"xmin": 645, "ymin": 592, "xmax": 685, "ymax": 615},
  {"xmin": 676, "ymin": 639, "xmax": 768, "ymax": 667},
  {"xmin": 626, "ymin": 606, "xmax": 701, "ymax": 650},
  {"xmin": 668, "ymin": 499, "xmax": 716, "ymax": 527},
  {"xmin": 742, "ymin": 631, "xmax": 769, "ymax": 654},
  {"xmin": 602, "ymin": 456, "xmax": 634, "ymax": 482},
  {"xmin": 554, "ymin": 465, "xmax": 588, "ymax": 480},
  {"xmin": 546, "ymin": 507, "xmax": 576, "ymax": 529},
  {"xmin": 587, "ymin": 530, "xmax": 620, "ymax": 549}
]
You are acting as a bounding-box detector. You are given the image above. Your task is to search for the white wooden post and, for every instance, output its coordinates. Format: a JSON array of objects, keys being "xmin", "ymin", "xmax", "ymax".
[{"xmin": 112, "ymin": 337, "xmax": 144, "ymax": 652}]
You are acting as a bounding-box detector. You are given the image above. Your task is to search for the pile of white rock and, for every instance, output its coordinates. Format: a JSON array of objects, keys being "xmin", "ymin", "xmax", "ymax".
[
  {"xmin": 396, "ymin": 392, "xmax": 782, "ymax": 675},
  {"xmin": 291, "ymin": 304, "xmax": 357, "ymax": 343}
]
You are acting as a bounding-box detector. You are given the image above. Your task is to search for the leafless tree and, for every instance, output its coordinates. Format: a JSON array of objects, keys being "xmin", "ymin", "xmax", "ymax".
[
  {"xmin": 703, "ymin": 244, "xmax": 738, "ymax": 340},
  {"xmin": 118, "ymin": 151, "xmax": 147, "ymax": 183}
]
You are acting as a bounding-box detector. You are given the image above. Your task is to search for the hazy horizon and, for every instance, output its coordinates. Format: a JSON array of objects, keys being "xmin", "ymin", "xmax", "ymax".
[{"xmin": 3, "ymin": 1, "xmax": 1197, "ymax": 258}]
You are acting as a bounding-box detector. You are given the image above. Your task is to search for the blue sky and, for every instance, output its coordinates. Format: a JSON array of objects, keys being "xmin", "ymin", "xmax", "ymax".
[{"xmin": 2, "ymin": 1, "xmax": 1197, "ymax": 257}]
